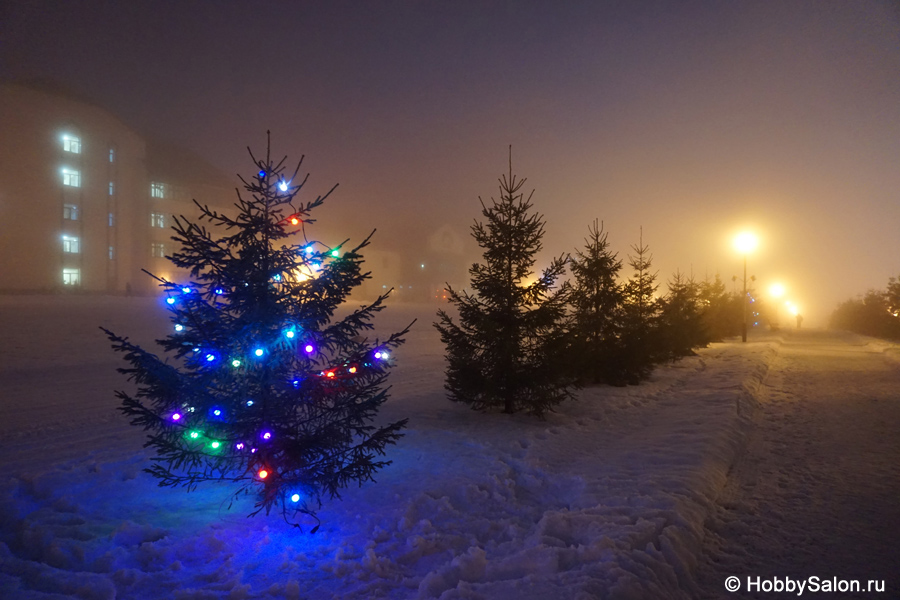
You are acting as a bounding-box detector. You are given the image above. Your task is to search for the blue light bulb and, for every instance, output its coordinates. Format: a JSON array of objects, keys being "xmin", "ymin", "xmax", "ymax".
[
  {"xmin": 166, "ymin": 297, "xmax": 175, "ymax": 305},
  {"xmin": 254, "ymin": 348, "xmax": 264, "ymax": 357}
]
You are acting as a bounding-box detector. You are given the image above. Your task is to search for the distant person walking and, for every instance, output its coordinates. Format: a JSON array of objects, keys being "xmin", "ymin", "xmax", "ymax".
[{"xmin": 796, "ymin": 313, "xmax": 803, "ymax": 329}]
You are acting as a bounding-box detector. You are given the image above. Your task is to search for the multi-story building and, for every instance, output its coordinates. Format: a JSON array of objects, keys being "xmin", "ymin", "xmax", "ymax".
[
  {"xmin": 0, "ymin": 80, "xmax": 471, "ymax": 301},
  {"xmin": 0, "ymin": 81, "xmax": 233, "ymax": 294}
]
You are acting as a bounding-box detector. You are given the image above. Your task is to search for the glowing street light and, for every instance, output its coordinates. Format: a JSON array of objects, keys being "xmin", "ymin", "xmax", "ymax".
[
  {"xmin": 734, "ymin": 232, "xmax": 758, "ymax": 343},
  {"xmin": 769, "ymin": 283, "xmax": 786, "ymax": 330},
  {"xmin": 734, "ymin": 232, "xmax": 759, "ymax": 255}
]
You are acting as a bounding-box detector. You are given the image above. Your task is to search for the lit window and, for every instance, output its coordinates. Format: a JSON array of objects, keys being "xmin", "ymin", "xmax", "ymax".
[
  {"xmin": 62, "ymin": 134, "xmax": 81, "ymax": 154},
  {"xmin": 151, "ymin": 242, "xmax": 166, "ymax": 258},
  {"xmin": 63, "ymin": 204, "xmax": 79, "ymax": 220},
  {"xmin": 62, "ymin": 235, "xmax": 80, "ymax": 253},
  {"xmin": 150, "ymin": 213, "xmax": 165, "ymax": 228},
  {"xmin": 151, "ymin": 182, "xmax": 166, "ymax": 198},
  {"xmin": 108, "ymin": 213, "xmax": 115, "ymax": 227},
  {"xmin": 109, "ymin": 246, "xmax": 115, "ymax": 260},
  {"xmin": 62, "ymin": 268, "xmax": 81, "ymax": 285},
  {"xmin": 109, "ymin": 182, "xmax": 114, "ymax": 195},
  {"xmin": 109, "ymin": 148, "xmax": 115, "ymax": 163},
  {"xmin": 61, "ymin": 168, "xmax": 80, "ymax": 187}
]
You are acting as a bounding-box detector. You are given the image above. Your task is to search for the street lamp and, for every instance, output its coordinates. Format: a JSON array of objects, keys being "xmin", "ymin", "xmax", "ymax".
[
  {"xmin": 734, "ymin": 232, "xmax": 758, "ymax": 343},
  {"xmin": 769, "ymin": 283, "xmax": 785, "ymax": 329}
]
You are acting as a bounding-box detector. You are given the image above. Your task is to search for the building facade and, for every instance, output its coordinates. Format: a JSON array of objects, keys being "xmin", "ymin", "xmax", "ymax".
[{"xmin": 0, "ymin": 81, "xmax": 233, "ymax": 294}]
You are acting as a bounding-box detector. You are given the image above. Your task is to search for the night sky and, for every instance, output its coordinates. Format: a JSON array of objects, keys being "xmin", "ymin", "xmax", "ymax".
[{"xmin": 3, "ymin": 1, "xmax": 899, "ymax": 324}]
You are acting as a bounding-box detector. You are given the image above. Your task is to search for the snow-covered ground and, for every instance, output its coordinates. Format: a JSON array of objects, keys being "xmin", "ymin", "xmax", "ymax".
[
  {"xmin": 697, "ymin": 330, "xmax": 900, "ymax": 599},
  {"xmin": 0, "ymin": 295, "xmax": 896, "ymax": 599}
]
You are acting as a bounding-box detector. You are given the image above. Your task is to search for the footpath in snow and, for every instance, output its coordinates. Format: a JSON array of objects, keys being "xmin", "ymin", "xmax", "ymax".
[
  {"xmin": 697, "ymin": 329, "xmax": 900, "ymax": 599},
  {"xmin": 1, "ymin": 295, "xmax": 774, "ymax": 599}
]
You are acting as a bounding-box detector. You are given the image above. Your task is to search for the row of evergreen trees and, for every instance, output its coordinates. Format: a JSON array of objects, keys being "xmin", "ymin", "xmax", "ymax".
[
  {"xmin": 104, "ymin": 142, "xmax": 748, "ymax": 524},
  {"xmin": 830, "ymin": 275, "xmax": 900, "ymax": 340},
  {"xmin": 436, "ymin": 157, "xmax": 744, "ymax": 416}
]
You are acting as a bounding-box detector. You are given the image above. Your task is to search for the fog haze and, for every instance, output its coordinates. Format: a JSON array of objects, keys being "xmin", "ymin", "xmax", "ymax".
[{"xmin": 3, "ymin": 1, "xmax": 899, "ymax": 324}]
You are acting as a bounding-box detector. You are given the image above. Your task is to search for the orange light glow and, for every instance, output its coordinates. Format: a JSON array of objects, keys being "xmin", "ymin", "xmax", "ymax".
[{"xmin": 733, "ymin": 231, "xmax": 759, "ymax": 254}]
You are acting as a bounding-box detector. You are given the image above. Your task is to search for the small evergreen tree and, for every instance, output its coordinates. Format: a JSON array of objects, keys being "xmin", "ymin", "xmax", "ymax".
[
  {"xmin": 886, "ymin": 275, "xmax": 900, "ymax": 319},
  {"xmin": 658, "ymin": 270, "xmax": 708, "ymax": 359},
  {"xmin": 830, "ymin": 279, "xmax": 900, "ymax": 340},
  {"xmin": 568, "ymin": 219, "xmax": 624, "ymax": 384},
  {"xmin": 435, "ymin": 151, "xmax": 573, "ymax": 416},
  {"xmin": 617, "ymin": 229, "xmax": 661, "ymax": 384},
  {"xmin": 102, "ymin": 136, "xmax": 410, "ymax": 529},
  {"xmin": 698, "ymin": 274, "xmax": 741, "ymax": 341}
]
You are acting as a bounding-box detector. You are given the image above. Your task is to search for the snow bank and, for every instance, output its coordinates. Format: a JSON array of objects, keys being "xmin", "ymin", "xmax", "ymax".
[{"xmin": 0, "ymin": 296, "xmax": 775, "ymax": 599}]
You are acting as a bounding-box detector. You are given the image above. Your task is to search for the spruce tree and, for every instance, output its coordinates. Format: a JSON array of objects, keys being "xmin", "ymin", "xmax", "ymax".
[
  {"xmin": 568, "ymin": 219, "xmax": 624, "ymax": 384},
  {"xmin": 434, "ymin": 151, "xmax": 572, "ymax": 416},
  {"xmin": 698, "ymin": 274, "xmax": 742, "ymax": 341},
  {"xmin": 102, "ymin": 136, "xmax": 410, "ymax": 529},
  {"xmin": 659, "ymin": 270, "xmax": 708, "ymax": 359},
  {"xmin": 618, "ymin": 229, "xmax": 660, "ymax": 384}
]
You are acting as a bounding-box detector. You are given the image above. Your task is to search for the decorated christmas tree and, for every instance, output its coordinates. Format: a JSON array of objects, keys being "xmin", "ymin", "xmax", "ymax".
[
  {"xmin": 435, "ymin": 150, "xmax": 573, "ymax": 416},
  {"xmin": 102, "ymin": 135, "xmax": 410, "ymax": 529}
]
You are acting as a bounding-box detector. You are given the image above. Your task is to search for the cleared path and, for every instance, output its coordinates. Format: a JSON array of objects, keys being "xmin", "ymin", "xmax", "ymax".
[{"xmin": 697, "ymin": 330, "xmax": 900, "ymax": 599}]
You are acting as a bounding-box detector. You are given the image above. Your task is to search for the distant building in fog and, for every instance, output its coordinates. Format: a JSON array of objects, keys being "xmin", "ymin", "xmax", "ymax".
[{"xmin": 0, "ymin": 80, "xmax": 233, "ymax": 294}]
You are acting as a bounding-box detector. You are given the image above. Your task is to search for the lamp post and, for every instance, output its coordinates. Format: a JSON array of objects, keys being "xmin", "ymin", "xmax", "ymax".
[{"xmin": 734, "ymin": 232, "xmax": 758, "ymax": 343}]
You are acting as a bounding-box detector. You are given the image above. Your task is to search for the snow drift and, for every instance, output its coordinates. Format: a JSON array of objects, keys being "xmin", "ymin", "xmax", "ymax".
[{"xmin": 0, "ymin": 295, "xmax": 774, "ymax": 599}]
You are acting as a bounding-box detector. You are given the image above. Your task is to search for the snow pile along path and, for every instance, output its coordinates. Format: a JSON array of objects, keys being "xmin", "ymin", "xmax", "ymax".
[{"xmin": 0, "ymin": 296, "xmax": 772, "ymax": 599}]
